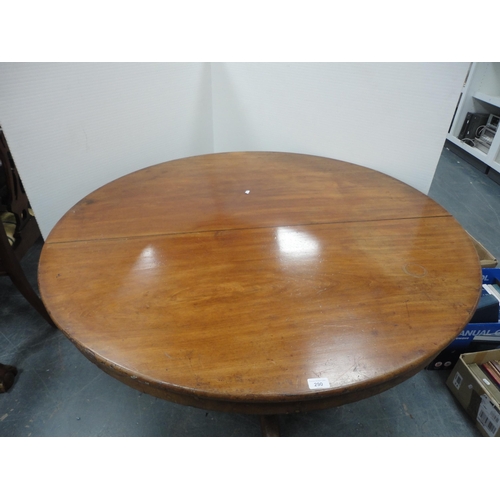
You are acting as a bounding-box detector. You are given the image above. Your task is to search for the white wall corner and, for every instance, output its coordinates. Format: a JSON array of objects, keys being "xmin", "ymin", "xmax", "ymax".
[{"xmin": 0, "ymin": 62, "xmax": 469, "ymax": 237}]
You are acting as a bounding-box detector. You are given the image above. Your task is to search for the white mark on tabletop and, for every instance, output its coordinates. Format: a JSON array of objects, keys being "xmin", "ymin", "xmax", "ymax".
[{"xmin": 403, "ymin": 263, "xmax": 427, "ymax": 278}]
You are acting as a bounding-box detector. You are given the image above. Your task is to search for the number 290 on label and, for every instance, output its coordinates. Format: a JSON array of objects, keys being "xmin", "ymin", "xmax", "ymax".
[{"xmin": 307, "ymin": 377, "xmax": 331, "ymax": 390}]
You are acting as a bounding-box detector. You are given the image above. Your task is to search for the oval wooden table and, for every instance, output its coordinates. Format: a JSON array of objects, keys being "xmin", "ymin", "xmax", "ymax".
[{"xmin": 38, "ymin": 152, "xmax": 482, "ymax": 436}]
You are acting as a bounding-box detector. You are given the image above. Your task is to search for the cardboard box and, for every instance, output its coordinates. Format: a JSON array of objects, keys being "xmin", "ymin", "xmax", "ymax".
[
  {"xmin": 446, "ymin": 349, "xmax": 500, "ymax": 437},
  {"xmin": 468, "ymin": 232, "xmax": 498, "ymax": 268},
  {"xmin": 427, "ymin": 267, "xmax": 500, "ymax": 370}
]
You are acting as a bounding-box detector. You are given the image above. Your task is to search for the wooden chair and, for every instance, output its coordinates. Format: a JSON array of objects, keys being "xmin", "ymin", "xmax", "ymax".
[{"xmin": 0, "ymin": 127, "xmax": 56, "ymax": 392}]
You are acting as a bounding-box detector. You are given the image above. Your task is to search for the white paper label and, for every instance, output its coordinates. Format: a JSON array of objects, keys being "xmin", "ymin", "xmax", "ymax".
[
  {"xmin": 477, "ymin": 394, "xmax": 500, "ymax": 437},
  {"xmin": 307, "ymin": 377, "xmax": 330, "ymax": 389}
]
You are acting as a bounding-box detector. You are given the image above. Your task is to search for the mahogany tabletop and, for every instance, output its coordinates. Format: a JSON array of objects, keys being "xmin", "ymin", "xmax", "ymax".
[{"xmin": 38, "ymin": 152, "xmax": 482, "ymax": 416}]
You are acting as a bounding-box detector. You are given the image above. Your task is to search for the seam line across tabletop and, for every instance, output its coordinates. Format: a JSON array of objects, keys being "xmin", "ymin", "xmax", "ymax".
[
  {"xmin": 46, "ymin": 213, "xmax": 455, "ymax": 245},
  {"xmin": 45, "ymin": 151, "xmax": 451, "ymax": 244}
]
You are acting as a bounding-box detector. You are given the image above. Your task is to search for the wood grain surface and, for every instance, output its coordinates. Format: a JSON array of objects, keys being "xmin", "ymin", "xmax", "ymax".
[{"xmin": 38, "ymin": 152, "xmax": 482, "ymax": 414}]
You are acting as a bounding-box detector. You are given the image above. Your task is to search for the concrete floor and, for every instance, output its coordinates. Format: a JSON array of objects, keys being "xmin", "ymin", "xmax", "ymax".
[{"xmin": 1, "ymin": 143, "xmax": 499, "ymax": 436}]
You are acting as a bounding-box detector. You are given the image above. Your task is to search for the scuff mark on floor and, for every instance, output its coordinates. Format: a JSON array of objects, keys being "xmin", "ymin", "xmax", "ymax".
[{"xmin": 402, "ymin": 403, "xmax": 414, "ymax": 419}]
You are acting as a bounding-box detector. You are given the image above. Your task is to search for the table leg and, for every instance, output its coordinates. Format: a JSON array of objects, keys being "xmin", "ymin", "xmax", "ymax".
[
  {"xmin": 0, "ymin": 363, "xmax": 18, "ymax": 393},
  {"xmin": 260, "ymin": 415, "xmax": 280, "ymax": 436}
]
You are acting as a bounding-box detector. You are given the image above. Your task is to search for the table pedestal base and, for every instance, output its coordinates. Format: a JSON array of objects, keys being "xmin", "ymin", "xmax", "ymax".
[{"xmin": 260, "ymin": 415, "xmax": 280, "ymax": 437}]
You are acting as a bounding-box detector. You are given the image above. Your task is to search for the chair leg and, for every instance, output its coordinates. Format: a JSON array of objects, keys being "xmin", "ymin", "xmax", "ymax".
[
  {"xmin": 0, "ymin": 363, "xmax": 17, "ymax": 393},
  {"xmin": 6, "ymin": 258, "xmax": 56, "ymax": 328}
]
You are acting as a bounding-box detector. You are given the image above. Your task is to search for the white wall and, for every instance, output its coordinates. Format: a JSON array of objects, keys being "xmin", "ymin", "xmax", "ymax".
[
  {"xmin": 211, "ymin": 62, "xmax": 469, "ymax": 194},
  {"xmin": 0, "ymin": 62, "xmax": 468, "ymax": 238},
  {"xmin": 0, "ymin": 63, "xmax": 214, "ymax": 237}
]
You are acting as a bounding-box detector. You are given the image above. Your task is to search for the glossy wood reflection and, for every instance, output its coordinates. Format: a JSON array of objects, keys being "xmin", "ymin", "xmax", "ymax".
[{"xmin": 39, "ymin": 152, "xmax": 482, "ymax": 414}]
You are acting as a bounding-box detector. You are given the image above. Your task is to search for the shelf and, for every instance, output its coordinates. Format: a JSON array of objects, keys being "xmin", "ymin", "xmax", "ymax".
[
  {"xmin": 448, "ymin": 63, "xmax": 500, "ymax": 175},
  {"xmin": 474, "ymin": 91, "xmax": 500, "ymax": 110},
  {"xmin": 447, "ymin": 134, "xmax": 489, "ymax": 161}
]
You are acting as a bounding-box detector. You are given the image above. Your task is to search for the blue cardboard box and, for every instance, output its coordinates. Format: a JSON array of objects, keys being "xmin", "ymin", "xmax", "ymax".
[{"xmin": 427, "ymin": 268, "xmax": 500, "ymax": 370}]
